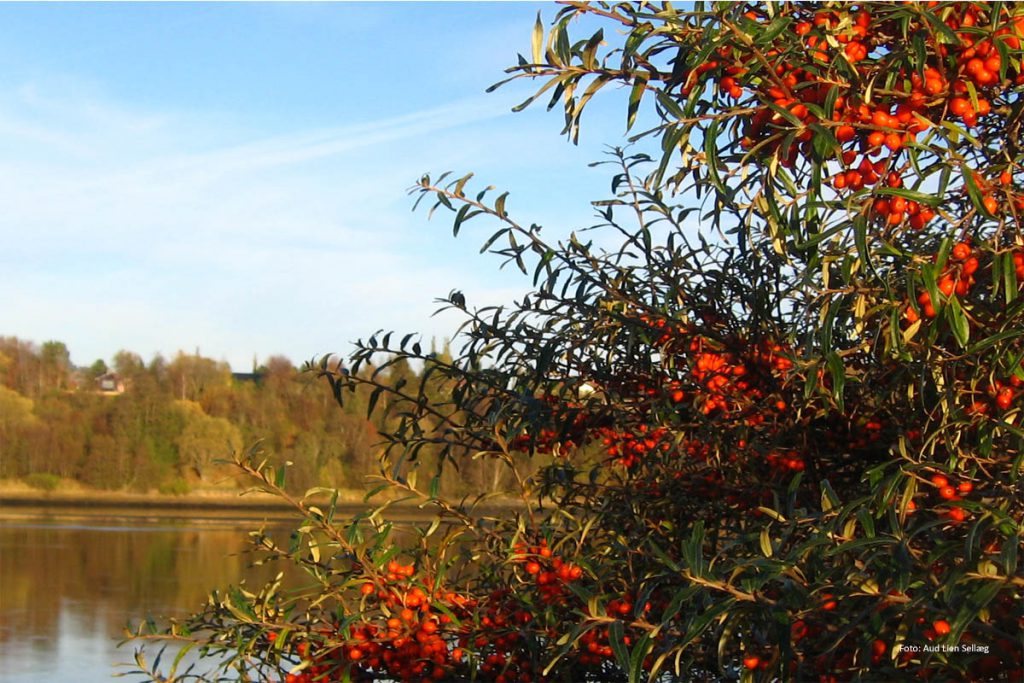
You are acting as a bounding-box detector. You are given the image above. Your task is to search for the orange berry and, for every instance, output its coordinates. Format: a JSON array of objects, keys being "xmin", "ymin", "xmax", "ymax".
[
  {"xmin": 792, "ymin": 620, "xmax": 809, "ymax": 640},
  {"xmin": 951, "ymin": 242, "xmax": 971, "ymax": 261},
  {"xmin": 934, "ymin": 620, "xmax": 951, "ymax": 636},
  {"xmin": 996, "ymin": 388, "xmax": 1013, "ymax": 410}
]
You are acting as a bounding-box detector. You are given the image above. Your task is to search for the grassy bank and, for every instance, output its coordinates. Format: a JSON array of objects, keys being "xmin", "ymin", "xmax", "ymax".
[
  {"xmin": 1, "ymin": 476, "xmax": 390, "ymax": 512},
  {"xmin": 0, "ymin": 478, "xmax": 520, "ymax": 519}
]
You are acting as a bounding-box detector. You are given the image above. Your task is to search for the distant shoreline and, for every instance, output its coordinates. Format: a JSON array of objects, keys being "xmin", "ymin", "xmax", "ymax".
[
  {"xmin": 0, "ymin": 486, "xmax": 521, "ymax": 520},
  {"xmin": 0, "ymin": 488, "xmax": 298, "ymax": 511},
  {"xmin": 0, "ymin": 478, "xmax": 345, "ymax": 511}
]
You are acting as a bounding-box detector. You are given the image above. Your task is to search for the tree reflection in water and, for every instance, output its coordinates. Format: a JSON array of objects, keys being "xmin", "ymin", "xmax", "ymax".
[{"xmin": 0, "ymin": 509, "xmax": 294, "ymax": 683}]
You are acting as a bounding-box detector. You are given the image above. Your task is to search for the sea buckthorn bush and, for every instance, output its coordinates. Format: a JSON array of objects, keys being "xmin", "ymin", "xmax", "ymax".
[{"xmin": 129, "ymin": 3, "xmax": 1023, "ymax": 682}]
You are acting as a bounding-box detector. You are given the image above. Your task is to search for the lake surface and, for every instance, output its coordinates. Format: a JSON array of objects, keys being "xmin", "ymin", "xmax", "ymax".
[{"xmin": 0, "ymin": 507, "xmax": 301, "ymax": 683}]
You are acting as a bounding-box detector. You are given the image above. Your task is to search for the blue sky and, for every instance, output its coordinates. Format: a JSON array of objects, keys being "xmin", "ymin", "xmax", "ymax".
[{"xmin": 0, "ymin": 2, "xmax": 641, "ymax": 371}]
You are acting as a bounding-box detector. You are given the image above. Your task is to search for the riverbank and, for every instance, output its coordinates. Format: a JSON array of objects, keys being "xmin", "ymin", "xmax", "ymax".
[
  {"xmin": 0, "ymin": 477, "xmax": 340, "ymax": 511},
  {"xmin": 0, "ymin": 479, "xmax": 522, "ymax": 518}
]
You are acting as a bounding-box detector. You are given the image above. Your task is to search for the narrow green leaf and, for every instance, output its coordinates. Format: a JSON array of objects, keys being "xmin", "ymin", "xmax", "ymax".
[
  {"xmin": 962, "ymin": 163, "xmax": 993, "ymax": 217},
  {"xmin": 950, "ymin": 581, "xmax": 1003, "ymax": 643},
  {"xmin": 308, "ymin": 537, "xmax": 320, "ymax": 563},
  {"xmin": 920, "ymin": 10, "xmax": 960, "ymax": 44},
  {"xmin": 453, "ymin": 204, "xmax": 471, "ymax": 237},
  {"xmin": 629, "ymin": 632, "xmax": 653, "ymax": 683},
  {"xmin": 627, "ymin": 75, "xmax": 648, "ymax": 132},
  {"xmin": 873, "ymin": 187, "xmax": 941, "ymax": 206},
  {"xmin": 1002, "ymin": 533, "xmax": 1018, "ymax": 575},
  {"xmin": 367, "ymin": 386, "xmax": 384, "ymax": 418},
  {"xmin": 531, "ymin": 12, "xmax": 543, "ymax": 64},
  {"xmin": 757, "ymin": 507, "xmax": 787, "ymax": 523},
  {"xmin": 681, "ymin": 598, "xmax": 736, "ymax": 647},
  {"xmin": 609, "ymin": 620, "xmax": 630, "ymax": 674},
  {"xmin": 1002, "ymin": 251, "xmax": 1018, "ymax": 305},
  {"xmin": 581, "ymin": 29, "xmax": 603, "ymax": 70},
  {"xmin": 825, "ymin": 536, "xmax": 897, "ymax": 557},
  {"xmin": 453, "ymin": 172, "xmax": 473, "ymax": 197},
  {"xmin": 511, "ymin": 75, "xmax": 562, "ymax": 113},
  {"xmin": 946, "ymin": 296, "xmax": 970, "ymax": 347},
  {"xmin": 821, "ymin": 480, "xmax": 841, "ymax": 512},
  {"xmin": 494, "ymin": 192, "xmax": 509, "ymax": 218},
  {"xmin": 704, "ymin": 120, "xmax": 726, "ymax": 196},
  {"xmin": 826, "ymin": 351, "xmax": 846, "ymax": 412}
]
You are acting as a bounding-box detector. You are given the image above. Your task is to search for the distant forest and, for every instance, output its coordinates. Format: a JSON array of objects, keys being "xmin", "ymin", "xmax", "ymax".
[{"xmin": 0, "ymin": 336, "xmax": 515, "ymax": 497}]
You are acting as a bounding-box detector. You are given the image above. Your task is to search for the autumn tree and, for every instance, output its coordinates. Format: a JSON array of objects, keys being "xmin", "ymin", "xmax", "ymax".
[
  {"xmin": 0, "ymin": 385, "xmax": 36, "ymax": 477},
  {"xmin": 176, "ymin": 402, "xmax": 243, "ymax": 481}
]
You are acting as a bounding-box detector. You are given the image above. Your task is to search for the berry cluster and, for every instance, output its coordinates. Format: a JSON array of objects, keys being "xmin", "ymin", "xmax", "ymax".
[{"xmin": 706, "ymin": 4, "xmax": 1024, "ymax": 233}]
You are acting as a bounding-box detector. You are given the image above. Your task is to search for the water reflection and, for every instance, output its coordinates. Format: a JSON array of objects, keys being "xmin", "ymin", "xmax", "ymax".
[{"xmin": 0, "ymin": 508, "xmax": 297, "ymax": 683}]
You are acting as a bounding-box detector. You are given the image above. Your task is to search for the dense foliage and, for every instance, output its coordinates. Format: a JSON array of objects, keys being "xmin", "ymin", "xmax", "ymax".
[
  {"xmin": 0, "ymin": 338, "xmax": 507, "ymax": 497},
  {"xmin": 130, "ymin": 3, "xmax": 1022, "ymax": 682}
]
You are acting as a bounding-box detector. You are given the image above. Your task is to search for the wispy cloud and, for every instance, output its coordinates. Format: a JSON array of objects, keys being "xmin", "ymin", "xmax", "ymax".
[{"xmin": 0, "ymin": 83, "xmax": 552, "ymax": 369}]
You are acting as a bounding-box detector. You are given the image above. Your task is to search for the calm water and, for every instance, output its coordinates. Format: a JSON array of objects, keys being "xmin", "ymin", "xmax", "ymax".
[{"xmin": 0, "ymin": 507, "xmax": 299, "ymax": 683}]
